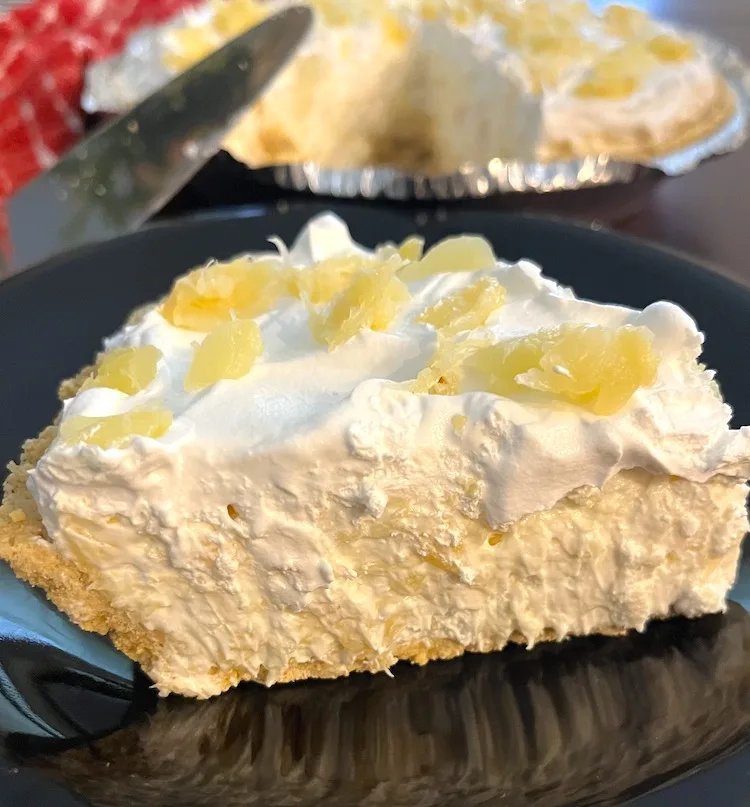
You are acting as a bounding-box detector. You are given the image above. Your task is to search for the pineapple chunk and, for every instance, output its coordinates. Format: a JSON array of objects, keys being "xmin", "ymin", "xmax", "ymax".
[
  {"xmin": 470, "ymin": 324, "xmax": 658, "ymax": 415},
  {"xmin": 375, "ymin": 235, "xmax": 425, "ymax": 264},
  {"xmin": 602, "ymin": 4, "xmax": 651, "ymax": 38},
  {"xmin": 83, "ymin": 345, "xmax": 161, "ymax": 396},
  {"xmin": 314, "ymin": 0, "xmax": 352, "ymax": 26},
  {"xmin": 560, "ymin": 1, "xmax": 592, "ymax": 23},
  {"xmin": 451, "ymin": 414, "xmax": 468, "ymax": 434},
  {"xmin": 574, "ymin": 42, "xmax": 659, "ymax": 99},
  {"xmin": 163, "ymin": 28, "xmax": 215, "ymax": 71},
  {"xmin": 468, "ymin": 329, "xmax": 557, "ymax": 397},
  {"xmin": 416, "ymin": 277, "xmax": 506, "ymax": 336},
  {"xmin": 412, "ymin": 336, "xmax": 490, "ymax": 396},
  {"xmin": 595, "ymin": 42, "xmax": 660, "ymax": 79},
  {"xmin": 419, "ymin": 0, "xmax": 442, "ymax": 22},
  {"xmin": 398, "ymin": 235, "xmax": 425, "ymax": 263},
  {"xmin": 162, "ymin": 257, "xmax": 285, "ymax": 332},
  {"xmin": 574, "ymin": 75, "xmax": 639, "ymax": 99},
  {"xmin": 212, "ymin": 0, "xmax": 266, "ymax": 38},
  {"xmin": 382, "ymin": 10, "xmax": 411, "ymax": 45},
  {"xmin": 310, "ymin": 257, "xmax": 410, "ymax": 350},
  {"xmin": 400, "ymin": 235, "xmax": 497, "ymax": 282},
  {"xmin": 647, "ymin": 34, "xmax": 697, "ymax": 63},
  {"xmin": 289, "ymin": 255, "xmax": 370, "ymax": 305},
  {"xmin": 164, "ymin": 0, "xmax": 268, "ymax": 70},
  {"xmin": 60, "ymin": 410, "xmax": 173, "ymax": 449},
  {"xmin": 184, "ymin": 319, "xmax": 263, "ymax": 392}
]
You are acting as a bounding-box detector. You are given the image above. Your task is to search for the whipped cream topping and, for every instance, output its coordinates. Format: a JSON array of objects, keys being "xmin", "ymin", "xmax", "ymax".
[
  {"xmin": 26, "ymin": 213, "xmax": 750, "ymax": 696},
  {"xmin": 33, "ymin": 212, "xmax": 750, "ymax": 528}
]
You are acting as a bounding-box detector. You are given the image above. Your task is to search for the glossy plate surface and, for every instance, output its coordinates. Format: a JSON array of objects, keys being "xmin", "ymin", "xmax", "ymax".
[{"xmin": 0, "ymin": 204, "xmax": 748, "ymax": 807}]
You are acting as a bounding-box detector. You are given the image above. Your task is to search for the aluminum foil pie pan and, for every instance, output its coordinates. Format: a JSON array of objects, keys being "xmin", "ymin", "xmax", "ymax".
[{"xmin": 82, "ymin": 11, "xmax": 750, "ymax": 201}]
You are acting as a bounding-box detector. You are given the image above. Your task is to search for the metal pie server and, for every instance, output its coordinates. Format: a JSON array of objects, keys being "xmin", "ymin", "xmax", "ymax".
[{"xmin": 5, "ymin": 6, "xmax": 313, "ymax": 276}]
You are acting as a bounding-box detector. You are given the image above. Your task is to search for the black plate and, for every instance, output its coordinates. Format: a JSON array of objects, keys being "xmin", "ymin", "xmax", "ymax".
[{"xmin": 0, "ymin": 204, "xmax": 748, "ymax": 807}]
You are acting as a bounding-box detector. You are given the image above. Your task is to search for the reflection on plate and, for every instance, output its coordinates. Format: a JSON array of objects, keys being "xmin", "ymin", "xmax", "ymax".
[{"xmin": 5, "ymin": 605, "xmax": 749, "ymax": 807}]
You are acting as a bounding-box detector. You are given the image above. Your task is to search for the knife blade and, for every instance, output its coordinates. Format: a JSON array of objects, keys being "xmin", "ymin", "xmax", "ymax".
[{"xmin": 5, "ymin": 5, "xmax": 313, "ymax": 275}]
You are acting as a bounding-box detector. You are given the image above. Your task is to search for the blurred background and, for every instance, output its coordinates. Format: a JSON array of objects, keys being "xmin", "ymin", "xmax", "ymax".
[{"xmin": 0, "ymin": 0, "xmax": 748, "ymax": 284}]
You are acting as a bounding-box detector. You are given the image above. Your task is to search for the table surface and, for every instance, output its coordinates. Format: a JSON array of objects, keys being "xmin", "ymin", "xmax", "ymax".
[{"xmin": 610, "ymin": 0, "xmax": 750, "ymax": 287}]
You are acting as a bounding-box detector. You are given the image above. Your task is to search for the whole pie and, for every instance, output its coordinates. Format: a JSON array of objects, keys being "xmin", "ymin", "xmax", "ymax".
[
  {"xmin": 1, "ymin": 213, "xmax": 748, "ymax": 698},
  {"xmin": 162, "ymin": 0, "xmax": 737, "ymax": 173}
]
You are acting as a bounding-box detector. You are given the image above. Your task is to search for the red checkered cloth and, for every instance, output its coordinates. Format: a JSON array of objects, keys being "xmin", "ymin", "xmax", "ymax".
[{"xmin": 0, "ymin": 0, "xmax": 198, "ymax": 259}]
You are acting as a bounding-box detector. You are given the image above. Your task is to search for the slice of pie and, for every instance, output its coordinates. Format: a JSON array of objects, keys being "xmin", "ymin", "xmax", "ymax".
[{"xmin": 1, "ymin": 213, "xmax": 748, "ymax": 698}]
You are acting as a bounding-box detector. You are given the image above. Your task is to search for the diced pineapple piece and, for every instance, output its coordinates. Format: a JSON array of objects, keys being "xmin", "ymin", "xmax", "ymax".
[
  {"xmin": 212, "ymin": 0, "xmax": 266, "ymax": 38},
  {"xmin": 60, "ymin": 410, "xmax": 173, "ymax": 449},
  {"xmin": 524, "ymin": 33, "xmax": 583, "ymax": 55},
  {"xmin": 468, "ymin": 329, "xmax": 558, "ymax": 397},
  {"xmin": 470, "ymin": 324, "xmax": 658, "ymax": 415},
  {"xmin": 486, "ymin": 4, "xmax": 518, "ymax": 27},
  {"xmin": 184, "ymin": 319, "xmax": 263, "ymax": 392},
  {"xmin": 375, "ymin": 235, "xmax": 425, "ymax": 264},
  {"xmin": 451, "ymin": 414, "xmax": 468, "ymax": 434},
  {"xmin": 163, "ymin": 28, "xmax": 215, "ymax": 71},
  {"xmin": 574, "ymin": 75, "xmax": 639, "ymax": 99},
  {"xmin": 400, "ymin": 235, "xmax": 497, "ymax": 282},
  {"xmin": 314, "ymin": 0, "xmax": 361, "ymax": 25},
  {"xmin": 647, "ymin": 34, "xmax": 697, "ymax": 63},
  {"xmin": 162, "ymin": 257, "xmax": 285, "ymax": 332},
  {"xmin": 520, "ymin": 0, "xmax": 553, "ymax": 25},
  {"xmin": 289, "ymin": 255, "xmax": 370, "ymax": 305},
  {"xmin": 310, "ymin": 257, "xmax": 410, "ymax": 350},
  {"xmin": 450, "ymin": 5, "xmax": 471, "ymax": 26},
  {"xmin": 595, "ymin": 42, "xmax": 660, "ymax": 79},
  {"xmin": 83, "ymin": 346, "xmax": 161, "ymax": 396},
  {"xmin": 574, "ymin": 42, "xmax": 659, "ymax": 99},
  {"xmin": 602, "ymin": 3, "xmax": 651, "ymax": 38},
  {"xmin": 419, "ymin": 0, "xmax": 442, "ymax": 22},
  {"xmin": 561, "ymin": 1, "xmax": 592, "ymax": 23},
  {"xmin": 517, "ymin": 325, "xmax": 658, "ymax": 414},
  {"xmin": 382, "ymin": 10, "xmax": 411, "ymax": 45},
  {"xmin": 398, "ymin": 235, "xmax": 425, "ymax": 263},
  {"xmin": 416, "ymin": 277, "xmax": 506, "ymax": 336},
  {"xmin": 412, "ymin": 336, "xmax": 490, "ymax": 396}
]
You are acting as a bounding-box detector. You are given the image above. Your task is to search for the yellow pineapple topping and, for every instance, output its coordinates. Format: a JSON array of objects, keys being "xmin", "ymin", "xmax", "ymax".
[
  {"xmin": 289, "ymin": 255, "xmax": 369, "ymax": 306},
  {"xmin": 162, "ymin": 257, "xmax": 285, "ymax": 332},
  {"xmin": 574, "ymin": 42, "xmax": 660, "ymax": 100},
  {"xmin": 373, "ymin": 234, "xmax": 426, "ymax": 265},
  {"xmin": 60, "ymin": 410, "xmax": 173, "ymax": 449},
  {"xmin": 468, "ymin": 324, "xmax": 659, "ymax": 415},
  {"xmin": 647, "ymin": 34, "xmax": 697, "ymax": 63},
  {"xmin": 602, "ymin": 3, "xmax": 651, "ymax": 38},
  {"xmin": 381, "ymin": 9, "xmax": 411, "ymax": 45},
  {"xmin": 309, "ymin": 256, "xmax": 411, "ymax": 350},
  {"xmin": 164, "ymin": 0, "xmax": 267, "ymax": 70},
  {"xmin": 400, "ymin": 235, "xmax": 497, "ymax": 282},
  {"xmin": 82, "ymin": 346, "xmax": 161, "ymax": 396},
  {"xmin": 184, "ymin": 319, "xmax": 264, "ymax": 392},
  {"xmin": 469, "ymin": 328, "xmax": 557, "ymax": 398},
  {"xmin": 416, "ymin": 276, "xmax": 506, "ymax": 336},
  {"xmin": 412, "ymin": 336, "xmax": 491, "ymax": 395}
]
